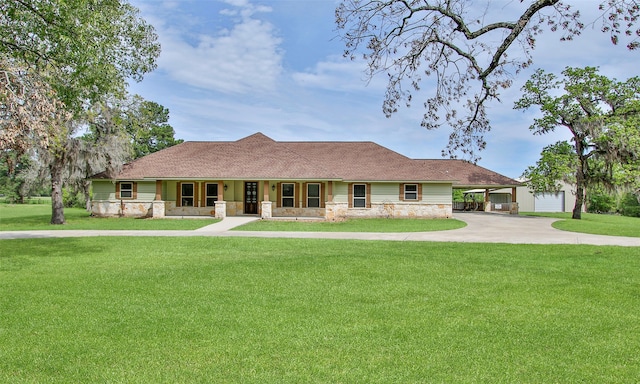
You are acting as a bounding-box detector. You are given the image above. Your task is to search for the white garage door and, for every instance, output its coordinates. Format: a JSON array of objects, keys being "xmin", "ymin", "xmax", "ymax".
[{"xmin": 535, "ymin": 192, "xmax": 565, "ymax": 212}]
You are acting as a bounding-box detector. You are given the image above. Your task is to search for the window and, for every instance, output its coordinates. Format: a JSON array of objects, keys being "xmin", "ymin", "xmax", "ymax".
[
  {"xmin": 307, "ymin": 183, "xmax": 320, "ymax": 208},
  {"xmin": 206, "ymin": 183, "xmax": 218, "ymax": 207},
  {"xmin": 404, "ymin": 184, "xmax": 418, "ymax": 200},
  {"xmin": 181, "ymin": 183, "xmax": 194, "ymax": 207},
  {"xmin": 119, "ymin": 182, "xmax": 133, "ymax": 199},
  {"xmin": 282, "ymin": 183, "xmax": 295, "ymax": 207},
  {"xmin": 353, "ymin": 184, "xmax": 366, "ymax": 208}
]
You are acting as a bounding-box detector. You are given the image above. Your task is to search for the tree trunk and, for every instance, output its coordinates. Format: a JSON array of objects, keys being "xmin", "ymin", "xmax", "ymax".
[
  {"xmin": 573, "ymin": 183, "xmax": 585, "ymax": 220},
  {"xmin": 83, "ymin": 179, "xmax": 92, "ymax": 212},
  {"xmin": 50, "ymin": 161, "xmax": 65, "ymax": 225},
  {"xmin": 572, "ymin": 149, "xmax": 588, "ymax": 220}
]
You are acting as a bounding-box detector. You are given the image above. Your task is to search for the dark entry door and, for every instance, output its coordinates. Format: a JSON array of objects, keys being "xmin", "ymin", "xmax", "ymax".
[{"xmin": 244, "ymin": 182, "xmax": 258, "ymax": 214}]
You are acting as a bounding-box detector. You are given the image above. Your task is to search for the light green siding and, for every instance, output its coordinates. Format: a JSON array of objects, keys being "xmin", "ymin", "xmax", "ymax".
[
  {"xmin": 167, "ymin": 181, "xmax": 177, "ymax": 201},
  {"xmin": 423, "ymin": 183, "xmax": 451, "ymax": 204},
  {"xmin": 92, "ymin": 180, "xmax": 116, "ymax": 200},
  {"xmin": 370, "ymin": 183, "xmax": 398, "ymax": 202},
  {"xmin": 91, "ymin": 180, "xmax": 156, "ymax": 201},
  {"xmin": 333, "ymin": 182, "xmax": 452, "ymax": 204},
  {"xmin": 136, "ymin": 182, "xmax": 156, "ymax": 201},
  {"xmin": 333, "ymin": 182, "xmax": 349, "ymax": 203}
]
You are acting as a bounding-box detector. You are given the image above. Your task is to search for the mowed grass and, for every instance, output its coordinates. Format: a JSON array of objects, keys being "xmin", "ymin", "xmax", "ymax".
[
  {"xmin": 234, "ymin": 217, "xmax": 466, "ymax": 232},
  {"xmin": 1, "ymin": 237, "xmax": 639, "ymax": 383},
  {"xmin": 0, "ymin": 204, "xmax": 218, "ymax": 231},
  {"xmin": 522, "ymin": 212, "xmax": 640, "ymax": 238}
]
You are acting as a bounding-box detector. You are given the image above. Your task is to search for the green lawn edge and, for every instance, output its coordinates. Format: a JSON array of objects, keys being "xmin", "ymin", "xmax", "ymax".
[
  {"xmin": 0, "ymin": 205, "xmax": 218, "ymax": 231},
  {"xmin": 232, "ymin": 217, "xmax": 467, "ymax": 232},
  {"xmin": 520, "ymin": 212, "xmax": 640, "ymax": 238}
]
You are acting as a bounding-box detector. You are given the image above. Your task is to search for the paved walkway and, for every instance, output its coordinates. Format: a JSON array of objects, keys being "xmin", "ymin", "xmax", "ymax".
[{"xmin": 1, "ymin": 212, "xmax": 639, "ymax": 246}]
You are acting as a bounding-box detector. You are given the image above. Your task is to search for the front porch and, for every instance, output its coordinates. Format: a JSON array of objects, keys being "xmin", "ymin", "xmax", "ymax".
[{"xmin": 91, "ymin": 178, "xmax": 457, "ymax": 220}]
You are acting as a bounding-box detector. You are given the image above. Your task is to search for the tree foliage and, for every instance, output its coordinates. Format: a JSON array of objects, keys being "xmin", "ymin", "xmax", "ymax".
[
  {"xmin": 515, "ymin": 66, "xmax": 640, "ymax": 219},
  {"xmin": 522, "ymin": 141, "xmax": 576, "ymax": 192},
  {"xmin": 0, "ymin": 0, "xmax": 160, "ymax": 224},
  {"xmin": 0, "ymin": 56, "xmax": 69, "ymax": 153},
  {"xmin": 336, "ymin": 0, "xmax": 640, "ymax": 160},
  {"xmin": 0, "ymin": 0, "xmax": 160, "ymax": 111},
  {"xmin": 124, "ymin": 96, "xmax": 183, "ymax": 159}
]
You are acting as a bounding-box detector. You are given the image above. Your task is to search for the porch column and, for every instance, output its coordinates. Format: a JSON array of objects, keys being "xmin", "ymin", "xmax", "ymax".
[
  {"xmin": 510, "ymin": 187, "xmax": 519, "ymax": 215},
  {"xmin": 152, "ymin": 180, "xmax": 165, "ymax": 218},
  {"xmin": 215, "ymin": 181, "xmax": 226, "ymax": 219},
  {"xmin": 484, "ymin": 189, "xmax": 491, "ymax": 212},
  {"xmin": 218, "ymin": 181, "xmax": 224, "ymax": 201},
  {"xmin": 261, "ymin": 180, "xmax": 272, "ymax": 218}
]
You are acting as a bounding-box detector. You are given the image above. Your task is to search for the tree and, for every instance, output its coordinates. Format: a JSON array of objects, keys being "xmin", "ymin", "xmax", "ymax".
[
  {"xmin": 1, "ymin": 0, "xmax": 160, "ymax": 111},
  {"xmin": 1, "ymin": 0, "xmax": 160, "ymax": 224},
  {"xmin": 124, "ymin": 96, "xmax": 183, "ymax": 159},
  {"xmin": 515, "ymin": 66, "xmax": 640, "ymax": 219},
  {"xmin": 335, "ymin": 0, "xmax": 640, "ymax": 161}
]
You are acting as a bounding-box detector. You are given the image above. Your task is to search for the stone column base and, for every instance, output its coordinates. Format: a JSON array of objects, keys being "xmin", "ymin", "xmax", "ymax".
[
  {"xmin": 152, "ymin": 201, "xmax": 165, "ymax": 218},
  {"xmin": 261, "ymin": 201, "xmax": 272, "ymax": 219},
  {"xmin": 215, "ymin": 201, "xmax": 227, "ymax": 219}
]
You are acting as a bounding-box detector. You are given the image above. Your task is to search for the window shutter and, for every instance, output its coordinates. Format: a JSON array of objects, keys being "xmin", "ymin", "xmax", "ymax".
[
  {"xmin": 399, "ymin": 184, "xmax": 404, "ymax": 201},
  {"xmin": 201, "ymin": 183, "xmax": 205, "ymax": 207},
  {"xmin": 176, "ymin": 183, "xmax": 181, "ymax": 207},
  {"xmin": 366, "ymin": 183, "xmax": 371, "ymax": 208},
  {"xmin": 418, "ymin": 184, "xmax": 423, "ymax": 201},
  {"xmin": 133, "ymin": 182, "xmax": 138, "ymax": 200},
  {"xmin": 116, "ymin": 182, "xmax": 121, "ymax": 199},
  {"xmin": 276, "ymin": 182, "xmax": 281, "ymax": 208},
  {"xmin": 302, "ymin": 182, "xmax": 308, "ymax": 208},
  {"xmin": 295, "ymin": 182, "xmax": 300, "ymax": 208},
  {"xmin": 194, "ymin": 182, "xmax": 199, "ymax": 207},
  {"xmin": 348, "ymin": 183, "xmax": 353, "ymax": 208},
  {"xmin": 320, "ymin": 183, "xmax": 325, "ymax": 208}
]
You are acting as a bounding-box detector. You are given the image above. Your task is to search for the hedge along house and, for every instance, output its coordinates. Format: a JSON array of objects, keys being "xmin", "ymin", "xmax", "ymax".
[{"xmin": 90, "ymin": 132, "xmax": 521, "ymax": 220}]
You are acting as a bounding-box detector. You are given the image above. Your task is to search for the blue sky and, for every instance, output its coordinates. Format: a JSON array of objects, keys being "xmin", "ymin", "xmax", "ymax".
[{"xmin": 128, "ymin": 0, "xmax": 639, "ymax": 178}]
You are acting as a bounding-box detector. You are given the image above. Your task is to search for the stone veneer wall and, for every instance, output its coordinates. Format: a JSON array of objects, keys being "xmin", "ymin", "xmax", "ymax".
[
  {"xmin": 164, "ymin": 201, "xmax": 216, "ymax": 216},
  {"xmin": 325, "ymin": 202, "xmax": 452, "ymax": 220},
  {"xmin": 272, "ymin": 207, "xmax": 325, "ymax": 217},
  {"xmin": 92, "ymin": 200, "xmax": 158, "ymax": 218},
  {"xmin": 92, "ymin": 200, "xmax": 453, "ymax": 220}
]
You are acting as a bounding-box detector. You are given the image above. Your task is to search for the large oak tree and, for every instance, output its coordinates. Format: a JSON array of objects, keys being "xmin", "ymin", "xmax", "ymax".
[
  {"xmin": 0, "ymin": 0, "xmax": 160, "ymax": 224},
  {"xmin": 336, "ymin": 0, "xmax": 640, "ymax": 161},
  {"xmin": 515, "ymin": 67, "xmax": 640, "ymax": 219}
]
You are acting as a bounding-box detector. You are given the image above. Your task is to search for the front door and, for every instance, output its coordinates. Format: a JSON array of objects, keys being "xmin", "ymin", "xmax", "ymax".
[{"xmin": 244, "ymin": 182, "xmax": 258, "ymax": 214}]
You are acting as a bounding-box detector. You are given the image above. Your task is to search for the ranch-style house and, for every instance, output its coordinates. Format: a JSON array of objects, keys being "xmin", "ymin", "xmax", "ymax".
[{"xmin": 90, "ymin": 132, "xmax": 521, "ymax": 219}]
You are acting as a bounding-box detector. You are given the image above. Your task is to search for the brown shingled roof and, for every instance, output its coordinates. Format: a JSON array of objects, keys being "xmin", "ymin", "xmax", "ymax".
[
  {"xmin": 92, "ymin": 132, "xmax": 520, "ymax": 187},
  {"xmin": 420, "ymin": 159, "xmax": 521, "ymax": 188}
]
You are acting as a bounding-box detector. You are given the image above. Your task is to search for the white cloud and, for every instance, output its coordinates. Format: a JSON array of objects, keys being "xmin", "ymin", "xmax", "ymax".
[
  {"xmin": 150, "ymin": 1, "xmax": 283, "ymax": 95},
  {"xmin": 291, "ymin": 56, "xmax": 387, "ymax": 93}
]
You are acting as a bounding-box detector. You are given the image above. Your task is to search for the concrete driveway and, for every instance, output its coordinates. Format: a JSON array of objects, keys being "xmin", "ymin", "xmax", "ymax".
[{"xmin": 1, "ymin": 212, "xmax": 639, "ymax": 246}]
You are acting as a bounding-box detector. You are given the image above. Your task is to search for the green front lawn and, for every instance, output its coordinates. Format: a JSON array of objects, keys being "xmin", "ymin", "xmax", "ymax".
[
  {"xmin": 234, "ymin": 217, "xmax": 466, "ymax": 232},
  {"xmin": 0, "ymin": 204, "xmax": 218, "ymax": 231},
  {"xmin": 522, "ymin": 212, "xmax": 640, "ymax": 238},
  {"xmin": 1, "ymin": 237, "xmax": 638, "ymax": 383}
]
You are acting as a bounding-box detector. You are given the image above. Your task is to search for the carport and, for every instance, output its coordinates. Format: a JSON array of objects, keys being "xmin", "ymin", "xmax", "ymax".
[{"xmin": 428, "ymin": 159, "xmax": 522, "ymax": 214}]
